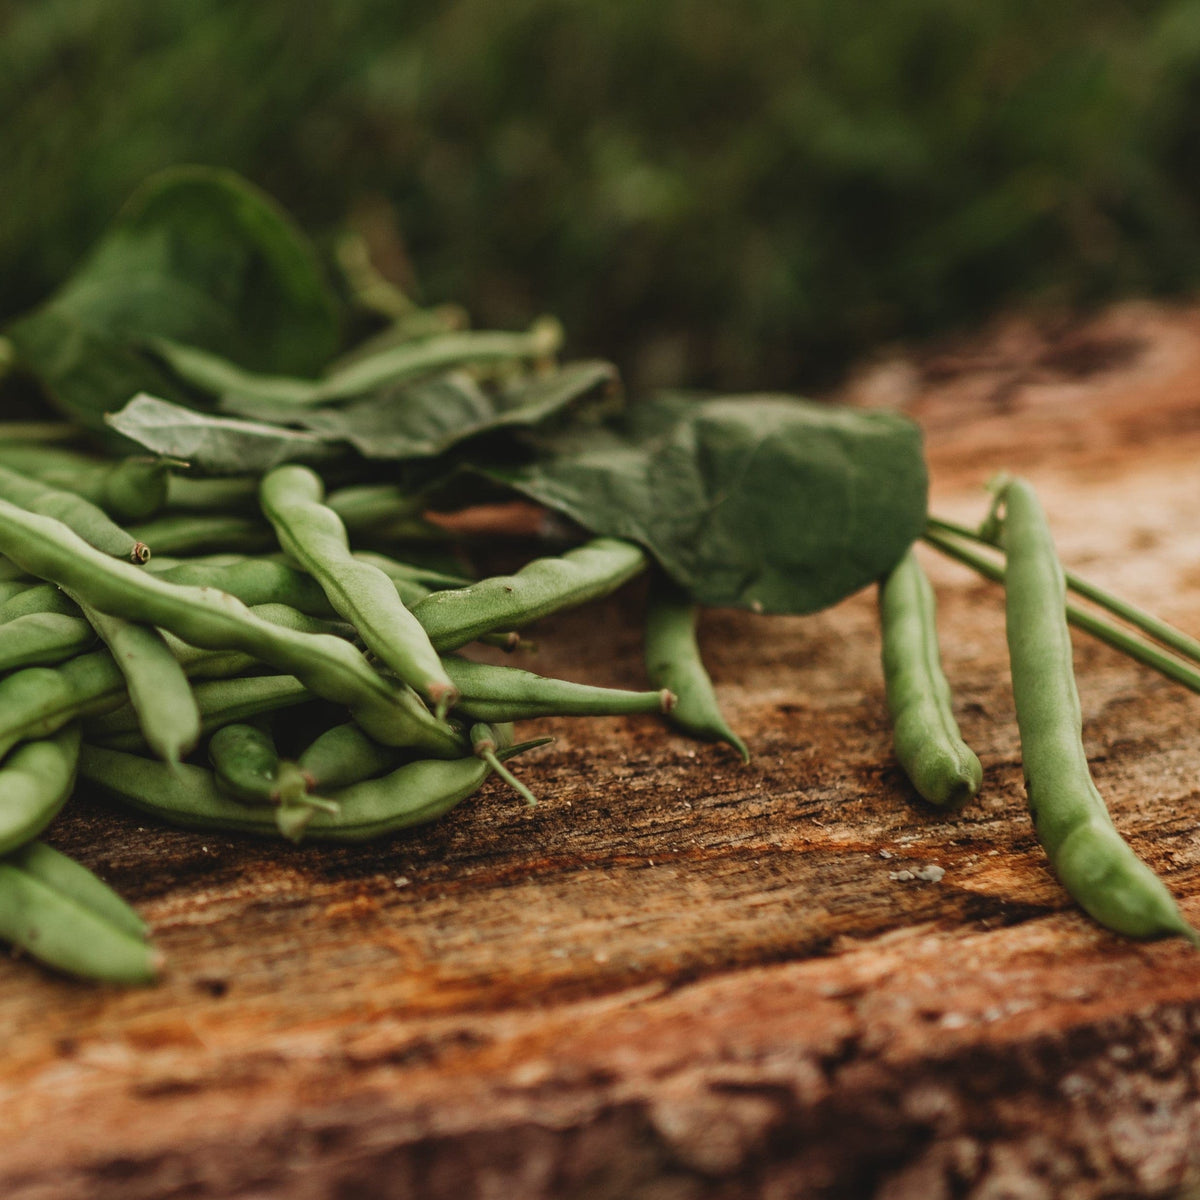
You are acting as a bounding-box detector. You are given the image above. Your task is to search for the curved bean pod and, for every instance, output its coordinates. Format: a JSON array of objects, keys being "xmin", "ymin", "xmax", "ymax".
[
  {"xmin": 878, "ymin": 547, "xmax": 981, "ymax": 808},
  {"xmin": 76, "ymin": 600, "xmax": 200, "ymax": 763},
  {"xmin": 0, "ymin": 583, "xmax": 79, "ymax": 622},
  {"xmin": 1001, "ymin": 477, "xmax": 1196, "ymax": 942},
  {"xmin": 411, "ymin": 537, "xmax": 647, "ymax": 651},
  {"xmin": 296, "ymin": 722, "xmax": 405, "ymax": 792},
  {"xmin": 261, "ymin": 465, "xmax": 457, "ymax": 714},
  {"xmin": 0, "ymin": 447, "xmax": 171, "ymax": 521},
  {"xmin": 0, "ymin": 725, "xmax": 81, "ymax": 855},
  {"xmin": 644, "ymin": 574, "xmax": 748, "ymax": 762},
  {"xmin": 442, "ymin": 656, "xmax": 672, "ymax": 722},
  {"xmin": 0, "ymin": 500, "xmax": 464, "ymax": 756}
]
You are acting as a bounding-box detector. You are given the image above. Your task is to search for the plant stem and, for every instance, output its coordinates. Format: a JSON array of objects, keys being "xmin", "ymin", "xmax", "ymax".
[
  {"xmin": 922, "ymin": 528, "xmax": 1200, "ymax": 696},
  {"xmin": 927, "ymin": 515, "xmax": 1200, "ymax": 667}
]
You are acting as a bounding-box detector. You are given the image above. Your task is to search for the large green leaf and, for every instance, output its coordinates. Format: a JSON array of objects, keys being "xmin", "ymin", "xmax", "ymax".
[
  {"xmin": 5, "ymin": 167, "xmax": 338, "ymax": 430},
  {"xmin": 487, "ymin": 394, "xmax": 928, "ymax": 613}
]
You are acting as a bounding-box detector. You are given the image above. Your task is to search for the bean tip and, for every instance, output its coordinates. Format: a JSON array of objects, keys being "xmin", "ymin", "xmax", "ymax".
[
  {"xmin": 130, "ymin": 541, "xmax": 152, "ymax": 565},
  {"xmin": 659, "ymin": 689, "xmax": 677, "ymax": 714}
]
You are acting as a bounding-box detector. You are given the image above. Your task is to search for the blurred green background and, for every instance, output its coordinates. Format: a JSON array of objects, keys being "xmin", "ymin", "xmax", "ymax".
[{"xmin": 5, "ymin": 0, "xmax": 1200, "ymax": 390}]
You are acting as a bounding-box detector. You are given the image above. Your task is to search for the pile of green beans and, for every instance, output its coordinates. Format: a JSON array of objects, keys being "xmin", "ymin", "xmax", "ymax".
[
  {"xmin": 5, "ymin": 421, "xmax": 1191, "ymax": 986},
  {"xmin": 0, "ymin": 442, "xmax": 747, "ymax": 985}
]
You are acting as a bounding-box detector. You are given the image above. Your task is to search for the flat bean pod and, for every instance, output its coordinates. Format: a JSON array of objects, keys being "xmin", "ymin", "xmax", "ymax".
[
  {"xmin": 644, "ymin": 575, "xmax": 748, "ymax": 761},
  {"xmin": 412, "ymin": 537, "xmax": 647, "ymax": 651},
  {"xmin": 878, "ymin": 547, "xmax": 982, "ymax": 808},
  {"xmin": 0, "ymin": 464, "xmax": 149, "ymax": 563},
  {"xmin": 79, "ymin": 744, "xmax": 526, "ymax": 842},
  {"xmin": 1001, "ymin": 477, "xmax": 1196, "ymax": 942},
  {"xmin": 0, "ymin": 843, "xmax": 159, "ymax": 984},
  {"xmin": 442, "ymin": 656, "xmax": 672, "ymax": 722},
  {"xmin": 0, "ymin": 725, "xmax": 81, "ymax": 855},
  {"xmin": 261, "ymin": 465, "xmax": 457, "ymax": 713},
  {"xmin": 0, "ymin": 500, "xmax": 463, "ymax": 756}
]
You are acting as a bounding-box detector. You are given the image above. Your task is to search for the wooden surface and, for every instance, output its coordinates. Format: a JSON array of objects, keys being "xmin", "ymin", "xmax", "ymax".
[{"xmin": 8, "ymin": 302, "xmax": 1200, "ymax": 1198}]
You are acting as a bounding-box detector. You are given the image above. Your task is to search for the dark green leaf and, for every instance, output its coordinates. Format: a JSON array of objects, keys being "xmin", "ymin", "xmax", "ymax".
[
  {"xmin": 6, "ymin": 167, "xmax": 338, "ymax": 429},
  {"xmin": 486, "ymin": 394, "xmax": 928, "ymax": 613},
  {"xmin": 105, "ymin": 394, "xmax": 335, "ymax": 474},
  {"xmin": 243, "ymin": 359, "xmax": 618, "ymax": 459}
]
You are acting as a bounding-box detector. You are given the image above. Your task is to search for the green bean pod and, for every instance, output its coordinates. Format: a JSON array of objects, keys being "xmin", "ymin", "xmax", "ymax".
[
  {"xmin": 0, "ymin": 725, "xmax": 81, "ymax": 855},
  {"xmin": 0, "ymin": 578, "xmax": 36, "ymax": 605},
  {"xmin": 644, "ymin": 575, "xmax": 748, "ymax": 762},
  {"xmin": 877, "ymin": 548, "xmax": 982, "ymax": 808},
  {"xmin": 0, "ymin": 446, "xmax": 172, "ymax": 521},
  {"xmin": 412, "ymin": 537, "xmax": 647, "ymax": 651},
  {"xmin": 261, "ymin": 465, "xmax": 458, "ymax": 714},
  {"xmin": 0, "ymin": 464, "xmax": 149, "ymax": 563},
  {"xmin": 296, "ymin": 722, "xmax": 405, "ymax": 792},
  {"xmin": 0, "ymin": 649, "xmax": 128, "ymax": 761},
  {"xmin": 0, "ymin": 841, "xmax": 160, "ymax": 984},
  {"xmin": 0, "ymin": 612, "xmax": 96, "ymax": 672},
  {"xmin": 85, "ymin": 674, "xmax": 314, "ymax": 749},
  {"xmin": 76, "ymin": 600, "xmax": 200, "ymax": 764},
  {"xmin": 0, "ymin": 500, "xmax": 464, "ymax": 757},
  {"xmin": 0, "ymin": 583, "xmax": 79, "ymax": 621},
  {"xmin": 127, "ymin": 512, "xmax": 275, "ymax": 556},
  {"xmin": 1001, "ymin": 477, "xmax": 1196, "ymax": 942},
  {"xmin": 148, "ymin": 557, "xmax": 336, "ymax": 617},
  {"xmin": 14, "ymin": 841, "xmax": 146, "ymax": 940},
  {"xmin": 166, "ymin": 474, "xmax": 260, "ymax": 512},
  {"xmin": 442, "ymin": 656, "xmax": 673, "ymax": 722},
  {"xmin": 79, "ymin": 743, "xmax": 537, "ymax": 842},
  {"xmin": 208, "ymin": 722, "xmax": 282, "ymax": 803}
]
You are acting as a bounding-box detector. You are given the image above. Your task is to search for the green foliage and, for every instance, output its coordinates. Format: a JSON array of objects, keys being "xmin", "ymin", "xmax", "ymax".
[{"xmin": 5, "ymin": 0, "xmax": 1200, "ymax": 385}]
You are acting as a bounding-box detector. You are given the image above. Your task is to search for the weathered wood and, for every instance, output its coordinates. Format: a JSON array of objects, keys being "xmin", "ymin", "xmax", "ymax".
[{"xmin": 7, "ymin": 302, "xmax": 1200, "ymax": 1198}]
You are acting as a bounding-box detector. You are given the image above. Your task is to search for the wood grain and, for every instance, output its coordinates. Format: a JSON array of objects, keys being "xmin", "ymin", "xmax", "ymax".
[{"xmin": 7, "ymin": 302, "xmax": 1200, "ymax": 1199}]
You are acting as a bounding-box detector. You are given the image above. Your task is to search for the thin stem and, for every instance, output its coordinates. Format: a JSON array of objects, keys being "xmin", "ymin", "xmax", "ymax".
[
  {"xmin": 923, "ymin": 529, "xmax": 1200, "ymax": 696},
  {"xmin": 928, "ymin": 515, "xmax": 1200, "ymax": 667}
]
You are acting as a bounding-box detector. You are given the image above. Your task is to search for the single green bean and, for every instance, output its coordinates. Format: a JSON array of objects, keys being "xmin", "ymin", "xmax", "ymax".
[
  {"xmin": 0, "ymin": 583, "xmax": 79, "ymax": 621},
  {"xmin": 644, "ymin": 574, "xmax": 748, "ymax": 762},
  {"xmin": 0, "ymin": 500, "xmax": 463, "ymax": 756},
  {"xmin": 261, "ymin": 464, "xmax": 458, "ymax": 715},
  {"xmin": 0, "ymin": 612, "xmax": 96, "ymax": 672},
  {"xmin": 0, "ymin": 578, "xmax": 37, "ymax": 604},
  {"xmin": 166, "ymin": 474, "xmax": 260, "ymax": 512},
  {"xmin": 877, "ymin": 547, "xmax": 982, "ymax": 808},
  {"xmin": 1000, "ymin": 477, "xmax": 1195, "ymax": 942},
  {"xmin": 149, "ymin": 557, "xmax": 336, "ymax": 617},
  {"xmin": 0, "ymin": 464, "xmax": 149, "ymax": 563},
  {"xmin": 0, "ymin": 446, "xmax": 171, "ymax": 521},
  {"xmin": 0, "ymin": 649, "xmax": 128, "ymax": 761},
  {"xmin": 85, "ymin": 674, "xmax": 313, "ymax": 749},
  {"xmin": 127, "ymin": 512, "xmax": 275, "ymax": 556},
  {"xmin": 351, "ymin": 548, "xmax": 472, "ymax": 592},
  {"xmin": 0, "ymin": 842, "xmax": 160, "ymax": 984},
  {"xmin": 296, "ymin": 722, "xmax": 405, "ymax": 792},
  {"xmin": 12, "ymin": 841, "xmax": 146, "ymax": 941},
  {"xmin": 76, "ymin": 599, "xmax": 200, "ymax": 763},
  {"xmin": 79, "ymin": 742, "xmax": 540, "ymax": 842},
  {"xmin": 412, "ymin": 537, "xmax": 647, "ymax": 651},
  {"xmin": 442, "ymin": 656, "xmax": 673, "ymax": 722},
  {"xmin": 0, "ymin": 725, "xmax": 81, "ymax": 855}
]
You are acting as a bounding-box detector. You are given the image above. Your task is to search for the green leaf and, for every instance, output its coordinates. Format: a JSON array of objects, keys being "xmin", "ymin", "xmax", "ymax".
[
  {"xmin": 486, "ymin": 394, "xmax": 928, "ymax": 613},
  {"xmin": 5, "ymin": 166, "xmax": 338, "ymax": 430},
  {"xmin": 105, "ymin": 394, "xmax": 335, "ymax": 474},
  {"xmin": 249, "ymin": 359, "xmax": 618, "ymax": 459}
]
